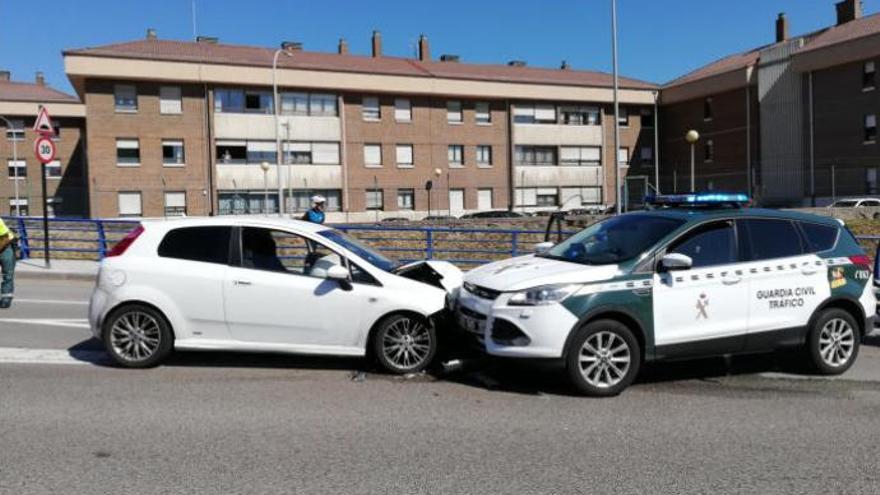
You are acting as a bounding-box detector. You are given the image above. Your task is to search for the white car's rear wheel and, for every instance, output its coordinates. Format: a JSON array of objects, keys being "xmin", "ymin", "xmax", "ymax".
[
  {"xmin": 807, "ymin": 308, "xmax": 860, "ymax": 374},
  {"xmin": 103, "ymin": 304, "xmax": 173, "ymax": 368},
  {"xmin": 373, "ymin": 314, "xmax": 436, "ymax": 374}
]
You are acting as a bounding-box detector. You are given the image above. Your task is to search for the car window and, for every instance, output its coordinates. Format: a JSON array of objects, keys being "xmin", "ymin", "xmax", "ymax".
[
  {"xmin": 740, "ymin": 219, "xmax": 804, "ymax": 261},
  {"xmin": 832, "ymin": 200, "xmax": 858, "ymax": 207},
  {"xmin": 800, "ymin": 222, "xmax": 838, "ymax": 252},
  {"xmin": 241, "ymin": 227, "xmax": 341, "ymax": 278},
  {"xmin": 865, "ymin": 200, "xmax": 880, "ymax": 207},
  {"xmin": 667, "ymin": 220, "xmax": 736, "ymax": 268},
  {"xmin": 157, "ymin": 226, "xmax": 231, "ymax": 264}
]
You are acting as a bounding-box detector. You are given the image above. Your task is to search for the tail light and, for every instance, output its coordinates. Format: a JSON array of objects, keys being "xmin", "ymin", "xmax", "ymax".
[
  {"xmin": 106, "ymin": 225, "xmax": 144, "ymax": 258},
  {"xmin": 849, "ymin": 254, "xmax": 873, "ymax": 273}
]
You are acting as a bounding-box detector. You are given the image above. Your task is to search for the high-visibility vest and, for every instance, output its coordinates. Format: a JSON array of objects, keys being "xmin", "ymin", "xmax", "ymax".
[{"xmin": 0, "ymin": 218, "xmax": 12, "ymax": 239}]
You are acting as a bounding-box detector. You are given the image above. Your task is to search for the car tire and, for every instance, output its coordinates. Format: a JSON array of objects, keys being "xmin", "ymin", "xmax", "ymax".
[
  {"xmin": 102, "ymin": 304, "xmax": 173, "ymax": 368},
  {"xmin": 372, "ymin": 314, "xmax": 437, "ymax": 374},
  {"xmin": 806, "ymin": 308, "xmax": 860, "ymax": 375},
  {"xmin": 565, "ymin": 319, "xmax": 640, "ymax": 397}
]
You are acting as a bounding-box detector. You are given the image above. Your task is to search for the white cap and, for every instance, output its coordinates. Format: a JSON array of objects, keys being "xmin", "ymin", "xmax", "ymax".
[{"xmin": 311, "ymin": 195, "xmax": 326, "ymax": 204}]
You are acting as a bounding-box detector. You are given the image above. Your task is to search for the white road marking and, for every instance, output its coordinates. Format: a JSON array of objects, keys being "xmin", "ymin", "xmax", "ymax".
[
  {"xmin": 13, "ymin": 298, "xmax": 89, "ymax": 306},
  {"xmin": 0, "ymin": 318, "xmax": 90, "ymax": 329},
  {"xmin": 0, "ymin": 347, "xmax": 108, "ymax": 366}
]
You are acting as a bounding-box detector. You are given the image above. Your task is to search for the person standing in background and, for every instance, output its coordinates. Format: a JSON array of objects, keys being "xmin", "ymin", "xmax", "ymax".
[{"xmin": 0, "ymin": 217, "xmax": 16, "ymax": 309}]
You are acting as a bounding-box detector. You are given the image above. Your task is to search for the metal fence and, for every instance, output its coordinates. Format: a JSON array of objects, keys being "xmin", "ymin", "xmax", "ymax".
[
  {"xmin": 0, "ymin": 216, "xmax": 575, "ymax": 267},
  {"xmin": 3, "ymin": 216, "xmax": 877, "ymax": 267}
]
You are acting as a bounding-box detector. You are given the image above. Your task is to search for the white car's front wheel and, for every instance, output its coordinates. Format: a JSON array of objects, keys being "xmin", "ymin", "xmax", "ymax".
[{"xmin": 372, "ymin": 314, "xmax": 437, "ymax": 374}]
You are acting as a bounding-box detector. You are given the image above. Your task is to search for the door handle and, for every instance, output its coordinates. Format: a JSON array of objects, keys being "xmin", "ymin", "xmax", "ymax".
[
  {"xmin": 233, "ymin": 280, "xmax": 252, "ymax": 286},
  {"xmin": 721, "ymin": 274, "xmax": 741, "ymax": 285},
  {"xmin": 801, "ymin": 266, "xmax": 819, "ymax": 275}
]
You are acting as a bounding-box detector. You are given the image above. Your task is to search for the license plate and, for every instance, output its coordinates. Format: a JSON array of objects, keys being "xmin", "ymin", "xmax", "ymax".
[{"xmin": 458, "ymin": 313, "xmax": 484, "ymax": 335}]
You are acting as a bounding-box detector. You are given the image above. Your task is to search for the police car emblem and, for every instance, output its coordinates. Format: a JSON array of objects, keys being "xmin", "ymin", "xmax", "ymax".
[{"xmin": 696, "ymin": 293, "xmax": 709, "ymax": 319}]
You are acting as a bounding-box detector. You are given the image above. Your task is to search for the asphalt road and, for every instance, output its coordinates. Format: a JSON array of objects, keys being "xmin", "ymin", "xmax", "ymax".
[{"xmin": 2, "ymin": 279, "xmax": 880, "ymax": 494}]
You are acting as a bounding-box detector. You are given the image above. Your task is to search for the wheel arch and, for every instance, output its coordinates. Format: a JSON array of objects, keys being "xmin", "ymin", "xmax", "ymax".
[
  {"xmin": 809, "ymin": 296, "xmax": 867, "ymax": 337},
  {"xmin": 364, "ymin": 309, "xmax": 433, "ymax": 356},
  {"xmin": 562, "ymin": 307, "xmax": 649, "ymax": 363},
  {"xmin": 103, "ymin": 300, "xmax": 176, "ymax": 340}
]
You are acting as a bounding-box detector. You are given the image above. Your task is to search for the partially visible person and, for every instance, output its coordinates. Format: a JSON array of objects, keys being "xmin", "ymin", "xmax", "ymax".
[
  {"xmin": 0, "ymin": 217, "xmax": 16, "ymax": 309},
  {"xmin": 302, "ymin": 195, "xmax": 326, "ymax": 224}
]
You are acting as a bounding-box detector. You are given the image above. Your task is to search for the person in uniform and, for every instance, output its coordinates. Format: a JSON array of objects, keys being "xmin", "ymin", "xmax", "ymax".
[
  {"xmin": 302, "ymin": 195, "xmax": 326, "ymax": 224},
  {"xmin": 0, "ymin": 217, "xmax": 16, "ymax": 309}
]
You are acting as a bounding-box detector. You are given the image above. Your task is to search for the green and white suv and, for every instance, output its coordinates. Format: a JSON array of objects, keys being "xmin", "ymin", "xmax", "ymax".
[{"xmin": 456, "ymin": 194, "xmax": 876, "ymax": 396}]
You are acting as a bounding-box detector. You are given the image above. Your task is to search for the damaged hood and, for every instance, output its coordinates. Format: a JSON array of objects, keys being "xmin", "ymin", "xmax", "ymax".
[
  {"xmin": 463, "ymin": 255, "xmax": 619, "ymax": 292},
  {"xmin": 395, "ymin": 260, "xmax": 464, "ymax": 293}
]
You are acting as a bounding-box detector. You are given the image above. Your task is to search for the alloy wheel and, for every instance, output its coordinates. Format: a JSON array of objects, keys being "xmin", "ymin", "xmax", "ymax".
[
  {"xmin": 818, "ymin": 317, "xmax": 855, "ymax": 368},
  {"xmin": 578, "ymin": 330, "xmax": 632, "ymax": 389},
  {"xmin": 109, "ymin": 311, "xmax": 162, "ymax": 362},
  {"xmin": 382, "ymin": 317, "xmax": 432, "ymax": 370}
]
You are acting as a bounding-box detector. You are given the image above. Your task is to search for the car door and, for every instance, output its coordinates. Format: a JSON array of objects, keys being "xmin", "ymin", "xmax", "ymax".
[
  {"xmin": 738, "ymin": 218, "xmax": 827, "ymax": 343},
  {"xmin": 151, "ymin": 225, "xmax": 233, "ymax": 341},
  {"xmin": 223, "ymin": 226, "xmax": 366, "ymax": 349},
  {"xmin": 653, "ymin": 219, "xmax": 748, "ymax": 356}
]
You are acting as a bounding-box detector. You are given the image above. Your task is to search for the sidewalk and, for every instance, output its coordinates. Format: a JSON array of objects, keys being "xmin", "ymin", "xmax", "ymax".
[{"xmin": 14, "ymin": 259, "xmax": 99, "ymax": 282}]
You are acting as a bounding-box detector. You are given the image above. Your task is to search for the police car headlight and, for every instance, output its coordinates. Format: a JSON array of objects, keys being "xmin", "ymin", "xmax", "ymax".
[{"xmin": 508, "ymin": 284, "xmax": 580, "ymax": 306}]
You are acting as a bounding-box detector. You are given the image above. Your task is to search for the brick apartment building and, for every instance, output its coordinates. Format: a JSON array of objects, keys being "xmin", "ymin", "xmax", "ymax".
[
  {"xmin": 63, "ymin": 31, "xmax": 658, "ymax": 220},
  {"xmin": 660, "ymin": 0, "xmax": 880, "ymax": 206},
  {"xmin": 0, "ymin": 72, "xmax": 88, "ymax": 217}
]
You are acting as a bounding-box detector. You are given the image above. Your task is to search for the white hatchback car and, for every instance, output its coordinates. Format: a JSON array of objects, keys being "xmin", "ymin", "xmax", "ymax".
[{"xmin": 89, "ymin": 217, "xmax": 462, "ymax": 373}]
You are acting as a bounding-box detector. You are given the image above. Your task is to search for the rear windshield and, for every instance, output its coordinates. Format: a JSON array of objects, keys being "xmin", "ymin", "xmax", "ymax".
[
  {"xmin": 541, "ymin": 214, "xmax": 685, "ymax": 265},
  {"xmin": 157, "ymin": 226, "xmax": 231, "ymax": 265}
]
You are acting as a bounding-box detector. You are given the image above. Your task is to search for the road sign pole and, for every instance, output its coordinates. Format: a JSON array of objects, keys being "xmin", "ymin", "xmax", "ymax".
[{"xmin": 40, "ymin": 161, "xmax": 50, "ymax": 267}]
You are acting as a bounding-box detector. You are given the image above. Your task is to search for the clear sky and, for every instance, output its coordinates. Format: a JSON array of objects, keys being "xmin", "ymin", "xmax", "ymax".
[{"xmin": 0, "ymin": 0, "xmax": 870, "ymax": 94}]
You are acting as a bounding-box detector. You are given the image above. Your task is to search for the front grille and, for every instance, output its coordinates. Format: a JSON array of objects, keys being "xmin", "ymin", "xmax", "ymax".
[
  {"xmin": 463, "ymin": 282, "xmax": 501, "ymax": 301},
  {"xmin": 490, "ymin": 319, "xmax": 531, "ymax": 346}
]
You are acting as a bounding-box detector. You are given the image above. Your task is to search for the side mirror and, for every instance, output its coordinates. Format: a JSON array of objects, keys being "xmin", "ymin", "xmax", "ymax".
[
  {"xmin": 326, "ymin": 264, "xmax": 350, "ymax": 281},
  {"xmin": 535, "ymin": 242, "xmax": 554, "ymax": 254},
  {"xmin": 660, "ymin": 253, "xmax": 693, "ymax": 271}
]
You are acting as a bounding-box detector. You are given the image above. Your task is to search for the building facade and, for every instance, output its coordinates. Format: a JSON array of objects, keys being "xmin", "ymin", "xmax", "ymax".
[
  {"xmin": 660, "ymin": 0, "xmax": 880, "ymax": 206},
  {"xmin": 0, "ymin": 72, "xmax": 88, "ymax": 217},
  {"xmin": 64, "ymin": 32, "xmax": 658, "ymax": 219}
]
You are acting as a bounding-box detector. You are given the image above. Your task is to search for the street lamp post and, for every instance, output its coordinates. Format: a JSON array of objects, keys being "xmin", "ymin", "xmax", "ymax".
[
  {"xmin": 0, "ymin": 116, "xmax": 20, "ymax": 216},
  {"xmin": 260, "ymin": 161, "xmax": 270, "ymax": 214},
  {"xmin": 434, "ymin": 168, "xmax": 442, "ymax": 217},
  {"xmin": 273, "ymin": 48, "xmax": 293, "ymax": 217},
  {"xmin": 685, "ymin": 129, "xmax": 700, "ymax": 192},
  {"xmin": 611, "ymin": 0, "xmax": 622, "ymax": 215}
]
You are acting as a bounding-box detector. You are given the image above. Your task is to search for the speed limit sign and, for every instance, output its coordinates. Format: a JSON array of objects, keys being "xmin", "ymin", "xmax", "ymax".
[{"xmin": 34, "ymin": 136, "xmax": 56, "ymax": 164}]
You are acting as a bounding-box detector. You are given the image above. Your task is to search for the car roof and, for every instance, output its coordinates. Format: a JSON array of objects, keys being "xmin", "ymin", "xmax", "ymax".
[
  {"xmin": 139, "ymin": 216, "xmax": 332, "ymax": 233},
  {"xmin": 629, "ymin": 207, "xmax": 842, "ymax": 227}
]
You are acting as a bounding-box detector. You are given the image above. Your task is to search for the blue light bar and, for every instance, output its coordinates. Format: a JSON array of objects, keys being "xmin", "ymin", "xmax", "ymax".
[{"xmin": 645, "ymin": 192, "xmax": 750, "ymax": 206}]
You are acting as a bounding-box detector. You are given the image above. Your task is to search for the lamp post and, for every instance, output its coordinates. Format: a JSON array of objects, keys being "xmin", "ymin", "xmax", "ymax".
[
  {"xmin": 273, "ymin": 48, "xmax": 293, "ymax": 217},
  {"xmin": 685, "ymin": 129, "xmax": 700, "ymax": 192},
  {"xmin": 434, "ymin": 168, "xmax": 442, "ymax": 217},
  {"xmin": 260, "ymin": 161, "xmax": 270, "ymax": 214},
  {"xmin": 0, "ymin": 116, "xmax": 20, "ymax": 215},
  {"xmin": 611, "ymin": 0, "xmax": 622, "ymax": 215}
]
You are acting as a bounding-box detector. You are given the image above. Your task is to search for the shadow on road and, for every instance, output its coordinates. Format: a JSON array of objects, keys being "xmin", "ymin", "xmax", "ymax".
[{"xmin": 66, "ymin": 332, "xmax": 880, "ymax": 396}]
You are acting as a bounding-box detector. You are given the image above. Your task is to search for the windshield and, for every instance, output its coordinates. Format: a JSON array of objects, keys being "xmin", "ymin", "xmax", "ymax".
[
  {"xmin": 318, "ymin": 229, "xmax": 397, "ymax": 272},
  {"xmin": 542, "ymin": 214, "xmax": 685, "ymax": 265}
]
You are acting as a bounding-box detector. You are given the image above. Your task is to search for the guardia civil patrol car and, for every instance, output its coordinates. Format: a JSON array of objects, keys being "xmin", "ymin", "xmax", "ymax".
[{"xmin": 456, "ymin": 193, "xmax": 876, "ymax": 396}]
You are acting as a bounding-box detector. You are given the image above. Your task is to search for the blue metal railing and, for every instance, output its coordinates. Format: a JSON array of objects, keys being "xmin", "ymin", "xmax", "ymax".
[{"xmin": 2, "ymin": 216, "xmax": 876, "ymax": 267}]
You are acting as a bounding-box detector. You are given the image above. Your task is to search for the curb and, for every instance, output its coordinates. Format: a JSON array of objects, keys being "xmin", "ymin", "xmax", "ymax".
[{"xmin": 16, "ymin": 270, "xmax": 97, "ymax": 282}]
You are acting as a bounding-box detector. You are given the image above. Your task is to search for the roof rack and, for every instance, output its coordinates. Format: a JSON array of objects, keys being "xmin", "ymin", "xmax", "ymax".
[{"xmin": 644, "ymin": 192, "xmax": 750, "ymax": 209}]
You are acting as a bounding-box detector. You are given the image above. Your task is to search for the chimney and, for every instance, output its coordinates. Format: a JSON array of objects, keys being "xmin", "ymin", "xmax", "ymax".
[
  {"xmin": 418, "ymin": 34, "xmax": 430, "ymax": 61},
  {"xmin": 196, "ymin": 36, "xmax": 219, "ymax": 44},
  {"xmin": 146, "ymin": 28, "xmax": 157, "ymax": 40},
  {"xmin": 338, "ymin": 38, "xmax": 349, "ymax": 55},
  {"xmin": 836, "ymin": 0, "xmax": 862, "ymax": 25},
  {"xmin": 35, "ymin": 71, "xmax": 45, "ymax": 86},
  {"xmin": 775, "ymin": 13, "xmax": 789, "ymax": 42},
  {"xmin": 371, "ymin": 30, "xmax": 382, "ymax": 57},
  {"xmin": 281, "ymin": 41, "xmax": 302, "ymax": 51},
  {"xmin": 508, "ymin": 60, "xmax": 526, "ymax": 67},
  {"xmin": 560, "ymin": 60, "xmax": 571, "ymax": 70},
  {"xmin": 440, "ymin": 54, "xmax": 460, "ymax": 62},
  {"xmin": 0, "ymin": 71, "xmax": 10, "ymax": 81}
]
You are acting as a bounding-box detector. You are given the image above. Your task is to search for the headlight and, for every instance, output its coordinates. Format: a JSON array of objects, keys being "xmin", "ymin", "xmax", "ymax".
[{"xmin": 507, "ymin": 284, "xmax": 580, "ymax": 306}]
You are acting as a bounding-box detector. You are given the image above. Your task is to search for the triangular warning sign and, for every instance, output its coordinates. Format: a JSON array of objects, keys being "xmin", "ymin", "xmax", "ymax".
[{"xmin": 33, "ymin": 106, "xmax": 54, "ymax": 136}]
